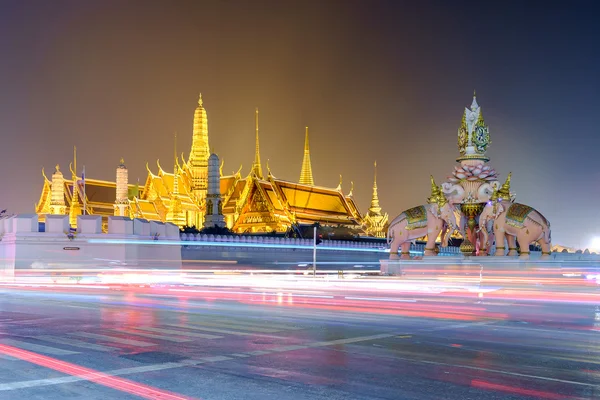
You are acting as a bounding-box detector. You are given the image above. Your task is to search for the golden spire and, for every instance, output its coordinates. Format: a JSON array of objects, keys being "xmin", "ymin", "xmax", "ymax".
[
  {"xmin": 168, "ymin": 132, "xmax": 185, "ymax": 226},
  {"xmin": 368, "ymin": 161, "xmax": 382, "ymax": 216},
  {"xmin": 427, "ymin": 175, "xmax": 440, "ymax": 204},
  {"xmin": 437, "ymin": 185, "xmax": 448, "ymax": 207},
  {"xmin": 251, "ymin": 107, "xmax": 263, "ymax": 179},
  {"xmin": 299, "ymin": 126, "xmax": 314, "ymax": 185},
  {"xmin": 189, "ymin": 92, "xmax": 209, "ymax": 194},
  {"xmin": 173, "ymin": 132, "xmax": 180, "ymax": 196},
  {"xmin": 69, "ymin": 145, "xmax": 81, "ymax": 228},
  {"xmin": 497, "ymin": 172, "xmax": 512, "ymax": 200}
]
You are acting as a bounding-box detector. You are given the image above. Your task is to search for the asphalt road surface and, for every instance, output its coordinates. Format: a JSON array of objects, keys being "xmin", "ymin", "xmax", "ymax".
[{"xmin": 1, "ymin": 283, "xmax": 600, "ymax": 399}]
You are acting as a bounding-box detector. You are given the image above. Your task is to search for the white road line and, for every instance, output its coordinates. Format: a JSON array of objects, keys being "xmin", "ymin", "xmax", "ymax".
[
  {"xmin": 306, "ymin": 332, "xmax": 398, "ymax": 347},
  {"xmin": 0, "ymin": 339, "xmax": 79, "ymax": 355},
  {"xmin": 71, "ymin": 332, "xmax": 156, "ymax": 347},
  {"xmin": 179, "ymin": 323, "xmax": 287, "ymax": 339},
  {"xmin": 0, "ymin": 362, "xmax": 183, "ymax": 391},
  {"xmin": 187, "ymin": 321, "xmax": 283, "ymax": 333},
  {"xmin": 203, "ymin": 318, "xmax": 304, "ymax": 331},
  {"xmin": 245, "ymin": 350, "xmax": 271, "ymax": 356},
  {"xmin": 33, "ymin": 336, "xmax": 114, "ymax": 352},
  {"xmin": 196, "ymin": 355, "xmax": 233, "ymax": 362},
  {"xmin": 267, "ymin": 345, "xmax": 307, "ymax": 352},
  {"xmin": 109, "ymin": 329, "xmax": 193, "ymax": 343},
  {"xmin": 136, "ymin": 326, "xmax": 222, "ymax": 339}
]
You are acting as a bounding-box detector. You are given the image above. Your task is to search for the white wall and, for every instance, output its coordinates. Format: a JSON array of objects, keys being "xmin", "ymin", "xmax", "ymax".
[{"xmin": 0, "ymin": 215, "xmax": 181, "ymax": 280}]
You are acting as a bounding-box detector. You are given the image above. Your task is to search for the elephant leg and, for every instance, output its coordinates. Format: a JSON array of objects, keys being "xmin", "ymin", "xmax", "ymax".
[
  {"xmin": 400, "ymin": 242, "xmax": 411, "ymax": 259},
  {"xmin": 507, "ymin": 235, "xmax": 518, "ymax": 256},
  {"xmin": 424, "ymin": 235, "xmax": 438, "ymax": 256},
  {"xmin": 494, "ymin": 230, "xmax": 506, "ymax": 256},
  {"xmin": 540, "ymin": 240, "xmax": 552, "ymax": 260},
  {"xmin": 389, "ymin": 235, "xmax": 402, "ymax": 260},
  {"xmin": 516, "ymin": 231, "xmax": 530, "ymax": 259}
]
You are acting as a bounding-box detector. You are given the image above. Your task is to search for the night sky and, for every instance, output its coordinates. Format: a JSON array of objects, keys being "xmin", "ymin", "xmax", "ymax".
[{"xmin": 0, "ymin": 1, "xmax": 598, "ymax": 249}]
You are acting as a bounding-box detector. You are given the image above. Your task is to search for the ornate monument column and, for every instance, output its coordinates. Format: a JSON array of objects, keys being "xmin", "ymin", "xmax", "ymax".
[
  {"xmin": 204, "ymin": 153, "xmax": 225, "ymax": 228},
  {"xmin": 442, "ymin": 93, "xmax": 498, "ymax": 256},
  {"xmin": 364, "ymin": 161, "xmax": 389, "ymax": 238},
  {"xmin": 114, "ymin": 158, "xmax": 129, "ymax": 217},
  {"xmin": 50, "ymin": 165, "xmax": 66, "ymax": 215}
]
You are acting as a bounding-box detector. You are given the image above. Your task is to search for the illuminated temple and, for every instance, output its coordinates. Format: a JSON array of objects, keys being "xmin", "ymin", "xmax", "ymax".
[{"xmin": 35, "ymin": 95, "xmax": 388, "ymax": 236}]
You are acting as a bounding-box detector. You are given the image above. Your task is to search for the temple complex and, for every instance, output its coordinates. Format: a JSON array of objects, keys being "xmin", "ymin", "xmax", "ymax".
[{"xmin": 35, "ymin": 94, "xmax": 386, "ymax": 236}]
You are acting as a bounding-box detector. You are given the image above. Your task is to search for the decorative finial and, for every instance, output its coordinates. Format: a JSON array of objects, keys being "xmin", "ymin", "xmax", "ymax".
[
  {"xmin": 428, "ymin": 175, "xmax": 441, "ymax": 204},
  {"xmin": 437, "ymin": 185, "xmax": 448, "ymax": 207},
  {"xmin": 497, "ymin": 172, "xmax": 512, "ymax": 199},
  {"xmin": 430, "ymin": 175, "xmax": 437, "ymax": 192},
  {"xmin": 198, "ymin": 93, "xmax": 203, "ymax": 106},
  {"xmin": 55, "ymin": 164, "xmax": 60, "ymax": 172},
  {"xmin": 473, "ymin": 89, "xmax": 476, "ymax": 98},
  {"xmin": 119, "ymin": 158, "xmax": 125, "ymax": 165},
  {"xmin": 349, "ymin": 181, "xmax": 354, "ymax": 197}
]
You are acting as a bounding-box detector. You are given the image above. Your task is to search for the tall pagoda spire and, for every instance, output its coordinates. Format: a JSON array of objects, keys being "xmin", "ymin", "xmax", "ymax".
[
  {"xmin": 69, "ymin": 146, "xmax": 81, "ymax": 228},
  {"xmin": 299, "ymin": 127, "xmax": 314, "ymax": 185},
  {"xmin": 368, "ymin": 161, "xmax": 382, "ymax": 216},
  {"xmin": 251, "ymin": 107, "xmax": 263, "ymax": 179},
  {"xmin": 168, "ymin": 132, "xmax": 185, "ymax": 227},
  {"xmin": 188, "ymin": 93, "xmax": 210, "ymax": 198},
  {"xmin": 364, "ymin": 161, "xmax": 388, "ymax": 238}
]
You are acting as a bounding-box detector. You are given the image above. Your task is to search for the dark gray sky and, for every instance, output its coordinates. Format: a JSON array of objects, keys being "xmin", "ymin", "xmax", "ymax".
[{"xmin": 0, "ymin": 0, "xmax": 598, "ymax": 249}]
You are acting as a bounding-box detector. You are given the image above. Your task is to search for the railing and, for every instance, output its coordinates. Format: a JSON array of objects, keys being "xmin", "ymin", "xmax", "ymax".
[{"xmin": 178, "ymin": 233, "xmax": 462, "ymax": 254}]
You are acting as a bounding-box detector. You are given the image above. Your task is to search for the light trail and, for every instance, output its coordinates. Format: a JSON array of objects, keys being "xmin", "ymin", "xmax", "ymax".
[{"xmin": 0, "ymin": 344, "xmax": 198, "ymax": 400}]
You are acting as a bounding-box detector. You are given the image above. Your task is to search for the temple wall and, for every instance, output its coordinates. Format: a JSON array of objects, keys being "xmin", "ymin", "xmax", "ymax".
[
  {"xmin": 0, "ymin": 215, "xmax": 181, "ymax": 280},
  {"xmin": 179, "ymin": 233, "xmax": 461, "ymax": 270}
]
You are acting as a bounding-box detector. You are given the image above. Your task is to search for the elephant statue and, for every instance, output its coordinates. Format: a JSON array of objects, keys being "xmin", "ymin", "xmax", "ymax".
[
  {"xmin": 479, "ymin": 199, "xmax": 552, "ymax": 259},
  {"xmin": 387, "ymin": 201, "xmax": 458, "ymax": 259}
]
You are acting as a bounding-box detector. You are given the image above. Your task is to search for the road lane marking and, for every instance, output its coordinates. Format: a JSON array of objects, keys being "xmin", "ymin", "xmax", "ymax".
[
  {"xmin": 0, "ymin": 339, "xmax": 79, "ymax": 355},
  {"xmin": 197, "ymin": 318, "xmax": 304, "ymax": 331},
  {"xmin": 178, "ymin": 323, "xmax": 288, "ymax": 339},
  {"xmin": 0, "ymin": 345, "xmax": 194, "ymax": 400},
  {"xmin": 110, "ymin": 329, "xmax": 193, "ymax": 343},
  {"xmin": 33, "ymin": 336, "xmax": 114, "ymax": 352},
  {"xmin": 137, "ymin": 326, "xmax": 222, "ymax": 339},
  {"xmin": 245, "ymin": 350, "xmax": 271, "ymax": 356},
  {"xmin": 184, "ymin": 320, "xmax": 283, "ymax": 333},
  {"xmin": 71, "ymin": 332, "xmax": 156, "ymax": 347}
]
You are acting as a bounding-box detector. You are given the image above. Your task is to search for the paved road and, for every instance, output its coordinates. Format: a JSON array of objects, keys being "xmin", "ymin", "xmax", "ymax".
[{"xmin": 1, "ymin": 284, "xmax": 600, "ymax": 399}]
